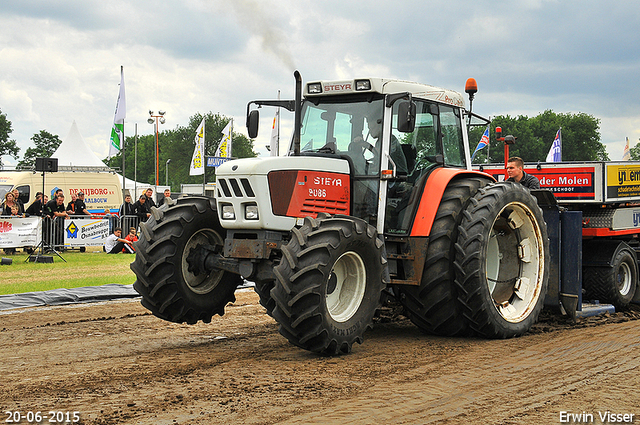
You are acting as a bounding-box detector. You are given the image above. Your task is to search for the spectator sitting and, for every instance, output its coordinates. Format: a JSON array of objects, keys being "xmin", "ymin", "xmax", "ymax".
[
  {"xmin": 104, "ymin": 227, "xmax": 134, "ymax": 254},
  {"xmin": 123, "ymin": 226, "xmax": 138, "ymax": 252}
]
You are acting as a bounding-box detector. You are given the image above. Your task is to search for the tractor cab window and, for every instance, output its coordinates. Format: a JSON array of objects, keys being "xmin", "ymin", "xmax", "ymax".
[
  {"xmin": 440, "ymin": 105, "xmax": 465, "ymax": 167},
  {"xmin": 385, "ymin": 100, "xmax": 440, "ymax": 234}
]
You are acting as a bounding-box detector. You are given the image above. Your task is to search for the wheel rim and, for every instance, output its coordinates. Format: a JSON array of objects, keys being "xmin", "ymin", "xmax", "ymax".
[
  {"xmin": 326, "ymin": 251, "xmax": 367, "ymax": 323},
  {"xmin": 181, "ymin": 228, "xmax": 224, "ymax": 295},
  {"xmin": 617, "ymin": 261, "xmax": 633, "ymax": 296},
  {"xmin": 485, "ymin": 202, "xmax": 545, "ymax": 323}
]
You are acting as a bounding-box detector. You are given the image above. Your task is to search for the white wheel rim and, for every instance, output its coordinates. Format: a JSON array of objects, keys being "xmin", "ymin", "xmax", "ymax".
[
  {"xmin": 617, "ymin": 261, "xmax": 632, "ymax": 296},
  {"xmin": 182, "ymin": 228, "xmax": 224, "ymax": 294},
  {"xmin": 485, "ymin": 202, "xmax": 545, "ymax": 323},
  {"xmin": 326, "ymin": 251, "xmax": 367, "ymax": 323}
]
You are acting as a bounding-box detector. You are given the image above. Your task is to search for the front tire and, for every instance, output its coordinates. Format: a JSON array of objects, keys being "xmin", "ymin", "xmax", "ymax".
[
  {"xmin": 131, "ymin": 197, "xmax": 243, "ymax": 324},
  {"xmin": 455, "ymin": 182, "xmax": 549, "ymax": 338},
  {"xmin": 271, "ymin": 214, "xmax": 388, "ymax": 355}
]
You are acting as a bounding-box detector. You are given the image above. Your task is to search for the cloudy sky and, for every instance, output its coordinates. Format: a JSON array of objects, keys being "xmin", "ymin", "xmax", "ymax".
[{"xmin": 1, "ymin": 0, "xmax": 639, "ymax": 167}]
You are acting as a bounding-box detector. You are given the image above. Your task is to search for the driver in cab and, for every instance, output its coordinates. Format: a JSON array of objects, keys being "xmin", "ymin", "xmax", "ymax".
[{"xmin": 348, "ymin": 114, "xmax": 408, "ymax": 176}]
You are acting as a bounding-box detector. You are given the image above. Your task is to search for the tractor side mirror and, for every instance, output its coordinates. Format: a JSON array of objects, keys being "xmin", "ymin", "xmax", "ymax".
[
  {"xmin": 247, "ymin": 110, "xmax": 260, "ymax": 139},
  {"xmin": 397, "ymin": 101, "xmax": 416, "ymax": 133}
]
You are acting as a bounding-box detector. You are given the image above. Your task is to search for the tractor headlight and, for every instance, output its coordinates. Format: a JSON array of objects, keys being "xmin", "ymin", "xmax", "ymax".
[
  {"xmin": 245, "ymin": 204, "xmax": 259, "ymax": 220},
  {"xmin": 355, "ymin": 79, "xmax": 371, "ymax": 91},
  {"xmin": 307, "ymin": 83, "xmax": 322, "ymax": 94},
  {"xmin": 221, "ymin": 205, "xmax": 236, "ymax": 220}
]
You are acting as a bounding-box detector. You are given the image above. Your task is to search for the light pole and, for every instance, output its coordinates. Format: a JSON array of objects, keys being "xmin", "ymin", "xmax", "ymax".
[
  {"xmin": 165, "ymin": 158, "xmax": 171, "ymax": 186},
  {"xmin": 147, "ymin": 110, "xmax": 166, "ymax": 186}
]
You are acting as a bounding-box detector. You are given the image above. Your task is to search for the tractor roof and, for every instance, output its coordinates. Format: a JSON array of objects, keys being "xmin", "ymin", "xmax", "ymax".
[{"xmin": 304, "ymin": 78, "xmax": 466, "ymax": 108}]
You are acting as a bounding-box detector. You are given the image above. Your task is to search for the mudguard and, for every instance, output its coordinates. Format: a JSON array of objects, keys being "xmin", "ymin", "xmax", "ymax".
[{"xmin": 410, "ymin": 168, "xmax": 495, "ymax": 237}]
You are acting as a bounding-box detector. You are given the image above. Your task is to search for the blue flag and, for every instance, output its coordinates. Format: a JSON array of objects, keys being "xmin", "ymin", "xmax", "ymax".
[{"xmin": 471, "ymin": 126, "xmax": 490, "ymax": 161}]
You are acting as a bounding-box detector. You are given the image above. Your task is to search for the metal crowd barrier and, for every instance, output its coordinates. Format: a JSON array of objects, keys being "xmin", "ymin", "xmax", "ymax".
[{"xmin": 12, "ymin": 215, "xmax": 143, "ymax": 251}]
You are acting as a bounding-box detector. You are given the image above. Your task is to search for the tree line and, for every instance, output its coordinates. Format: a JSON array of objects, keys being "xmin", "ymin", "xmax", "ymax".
[
  {"xmin": 0, "ymin": 108, "xmax": 257, "ymax": 191},
  {"xmin": 467, "ymin": 109, "xmax": 609, "ymax": 163},
  {"xmin": 0, "ymin": 107, "xmax": 616, "ymax": 180},
  {"xmin": 104, "ymin": 112, "xmax": 256, "ymax": 190}
]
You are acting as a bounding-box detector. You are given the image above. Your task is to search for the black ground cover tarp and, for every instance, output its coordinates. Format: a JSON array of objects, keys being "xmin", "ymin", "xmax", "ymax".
[
  {"xmin": 0, "ymin": 281, "xmax": 255, "ymax": 311},
  {"xmin": 0, "ymin": 284, "xmax": 139, "ymax": 311}
]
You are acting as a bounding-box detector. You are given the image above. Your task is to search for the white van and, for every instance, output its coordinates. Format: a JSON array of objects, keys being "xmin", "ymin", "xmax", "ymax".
[{"xmin": 0, "ymin": 171, "xmax": 123, "ymax": 214}]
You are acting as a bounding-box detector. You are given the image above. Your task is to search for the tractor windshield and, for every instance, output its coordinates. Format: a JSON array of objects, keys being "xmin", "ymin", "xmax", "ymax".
[{"xmin": 296, "ymin": 96, "xmax": 385, "ymax": 175}]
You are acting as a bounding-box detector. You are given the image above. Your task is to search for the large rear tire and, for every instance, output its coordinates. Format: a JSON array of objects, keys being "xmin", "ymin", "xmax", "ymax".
[
  {"xmin": 131, "ymin": 197, "xmax": 243, "ymax": 324},
  {"xmin": 397, "ymin": 177, "xmax": 489, "ymax": 336},
  {"xmin": 271, "ymin": 214, "xmax": 387, "ymax": 355},
  {"xmin": 455, "ymin": 182, "xmax": 549, "ymax": 338}
]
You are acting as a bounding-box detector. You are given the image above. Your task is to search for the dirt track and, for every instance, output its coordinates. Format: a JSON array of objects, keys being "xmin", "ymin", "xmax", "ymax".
[{"xmin": 1, "ymin": 290, "xmax": 639, "ymax": 425}]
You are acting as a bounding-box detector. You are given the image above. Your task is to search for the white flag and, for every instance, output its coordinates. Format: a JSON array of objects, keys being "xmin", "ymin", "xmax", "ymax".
[
  {"xmin": 545, "ymin": 128, "xmax": 561, "ymax": 162},
  {"xmin": 216, "ymin": 121, "xmax": 232, "ymax": 158},
  {"xmin": 270, "ymin": 109, "xmax": 279, "ymax": 156},
  {"xmin": 189, "ymin": 118, "xmax": 205, "ymax": 175},
  {"xmin": 623, "ymin": 137, "xmax": 631, "ymax": 161},
  {"xmin": 109, "ymin": 66, "xmax": 126, "ymax": 158}
]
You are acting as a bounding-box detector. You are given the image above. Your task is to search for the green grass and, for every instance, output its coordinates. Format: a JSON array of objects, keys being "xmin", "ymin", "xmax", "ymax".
[{"xmin": 0, "ymin": 249, "xmax": 137, "ymax": 296}]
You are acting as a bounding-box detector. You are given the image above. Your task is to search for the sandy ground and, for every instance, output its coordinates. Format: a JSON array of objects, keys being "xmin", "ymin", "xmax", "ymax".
[{"xmin": 1, "ymin": 290, "xmax": 639, "ymax": 425}]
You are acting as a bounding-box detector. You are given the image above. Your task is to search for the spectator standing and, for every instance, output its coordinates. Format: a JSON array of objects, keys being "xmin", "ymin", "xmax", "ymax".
[
  {"xmin": 2, "ymin": 192, "xmax": 18, "ymax": 215},
  {"xmin": 163, "ymin": 188, "xmax": 175, "ymax": 206},
  {"xmin": 133, "ymin": 194, "xmax": 150, "ymax": 222},
  {"xmin": 43, "ymin": 194, "xmax": 69, "ymax": 248},
  {"xmin": 11, "ymin": 189, "xmax": 25, "ymax": 214},
  {"xmin": 144, "ymin": 188, "xmax": 156, "ymax": 209},
  {"xmin": 119, "ymin": 194, "xmax": 136, "ymax": 230},
  {"xmin": 66, "ymin": 193, "xmax": 77, "ymax": 214},
  {"xmin": 2, "ymin": 204, "xmax": 21, "ymax": 255},
  {"xmin": 26, "ymin": 192, "xmax": 44, "ymax": 216},
  {"xmin": 104, "ymin": 209, "xmax": 118, "ymax": 233},
  {"xmin": 73, "ymin": 192, "xmax": 93, "ymax": 217},
  {"xmin": 119, "ymin": 194, "xmax": 135, "ymax": 216},
  {"xmin": 104, "ymin": 227, "xmax": 134, "ymax": 254}
]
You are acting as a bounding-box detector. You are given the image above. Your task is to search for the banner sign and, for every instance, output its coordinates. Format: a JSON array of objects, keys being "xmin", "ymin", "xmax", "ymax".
[
  {"xmin": 606, "ymin": 164, "xmax": 640, "ymax": 199},
  {"xmin": 207, "ymin": 156, "xmax": 231, "ymax": 168},
  {"xmin": 0, "ymin": 217, "xmax": 41, "ymax": 248},
  {"xmin": 64, "ymin": 217, "xmax": 110, "ymax": 247}
]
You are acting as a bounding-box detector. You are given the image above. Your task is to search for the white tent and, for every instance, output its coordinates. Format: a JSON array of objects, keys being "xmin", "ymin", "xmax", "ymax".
[
  {"xmin": 52, "ymin": 121, "xmax": 153, "ymax": 196},
  {"xmin": 53, "ymin": 121, "xmax": 107, "ymax": 167}
]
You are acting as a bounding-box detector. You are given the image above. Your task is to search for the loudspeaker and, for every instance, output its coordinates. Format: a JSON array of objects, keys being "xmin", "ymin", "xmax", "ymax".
[{"xmin": 35, "ymin": 157, "xmax": 58, "ymax": 172}]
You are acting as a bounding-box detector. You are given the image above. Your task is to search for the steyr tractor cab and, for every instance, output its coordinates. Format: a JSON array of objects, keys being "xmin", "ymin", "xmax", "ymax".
[{"xmin": 131, "ymin": 72, "xmax": 549, "ymax": 355}]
